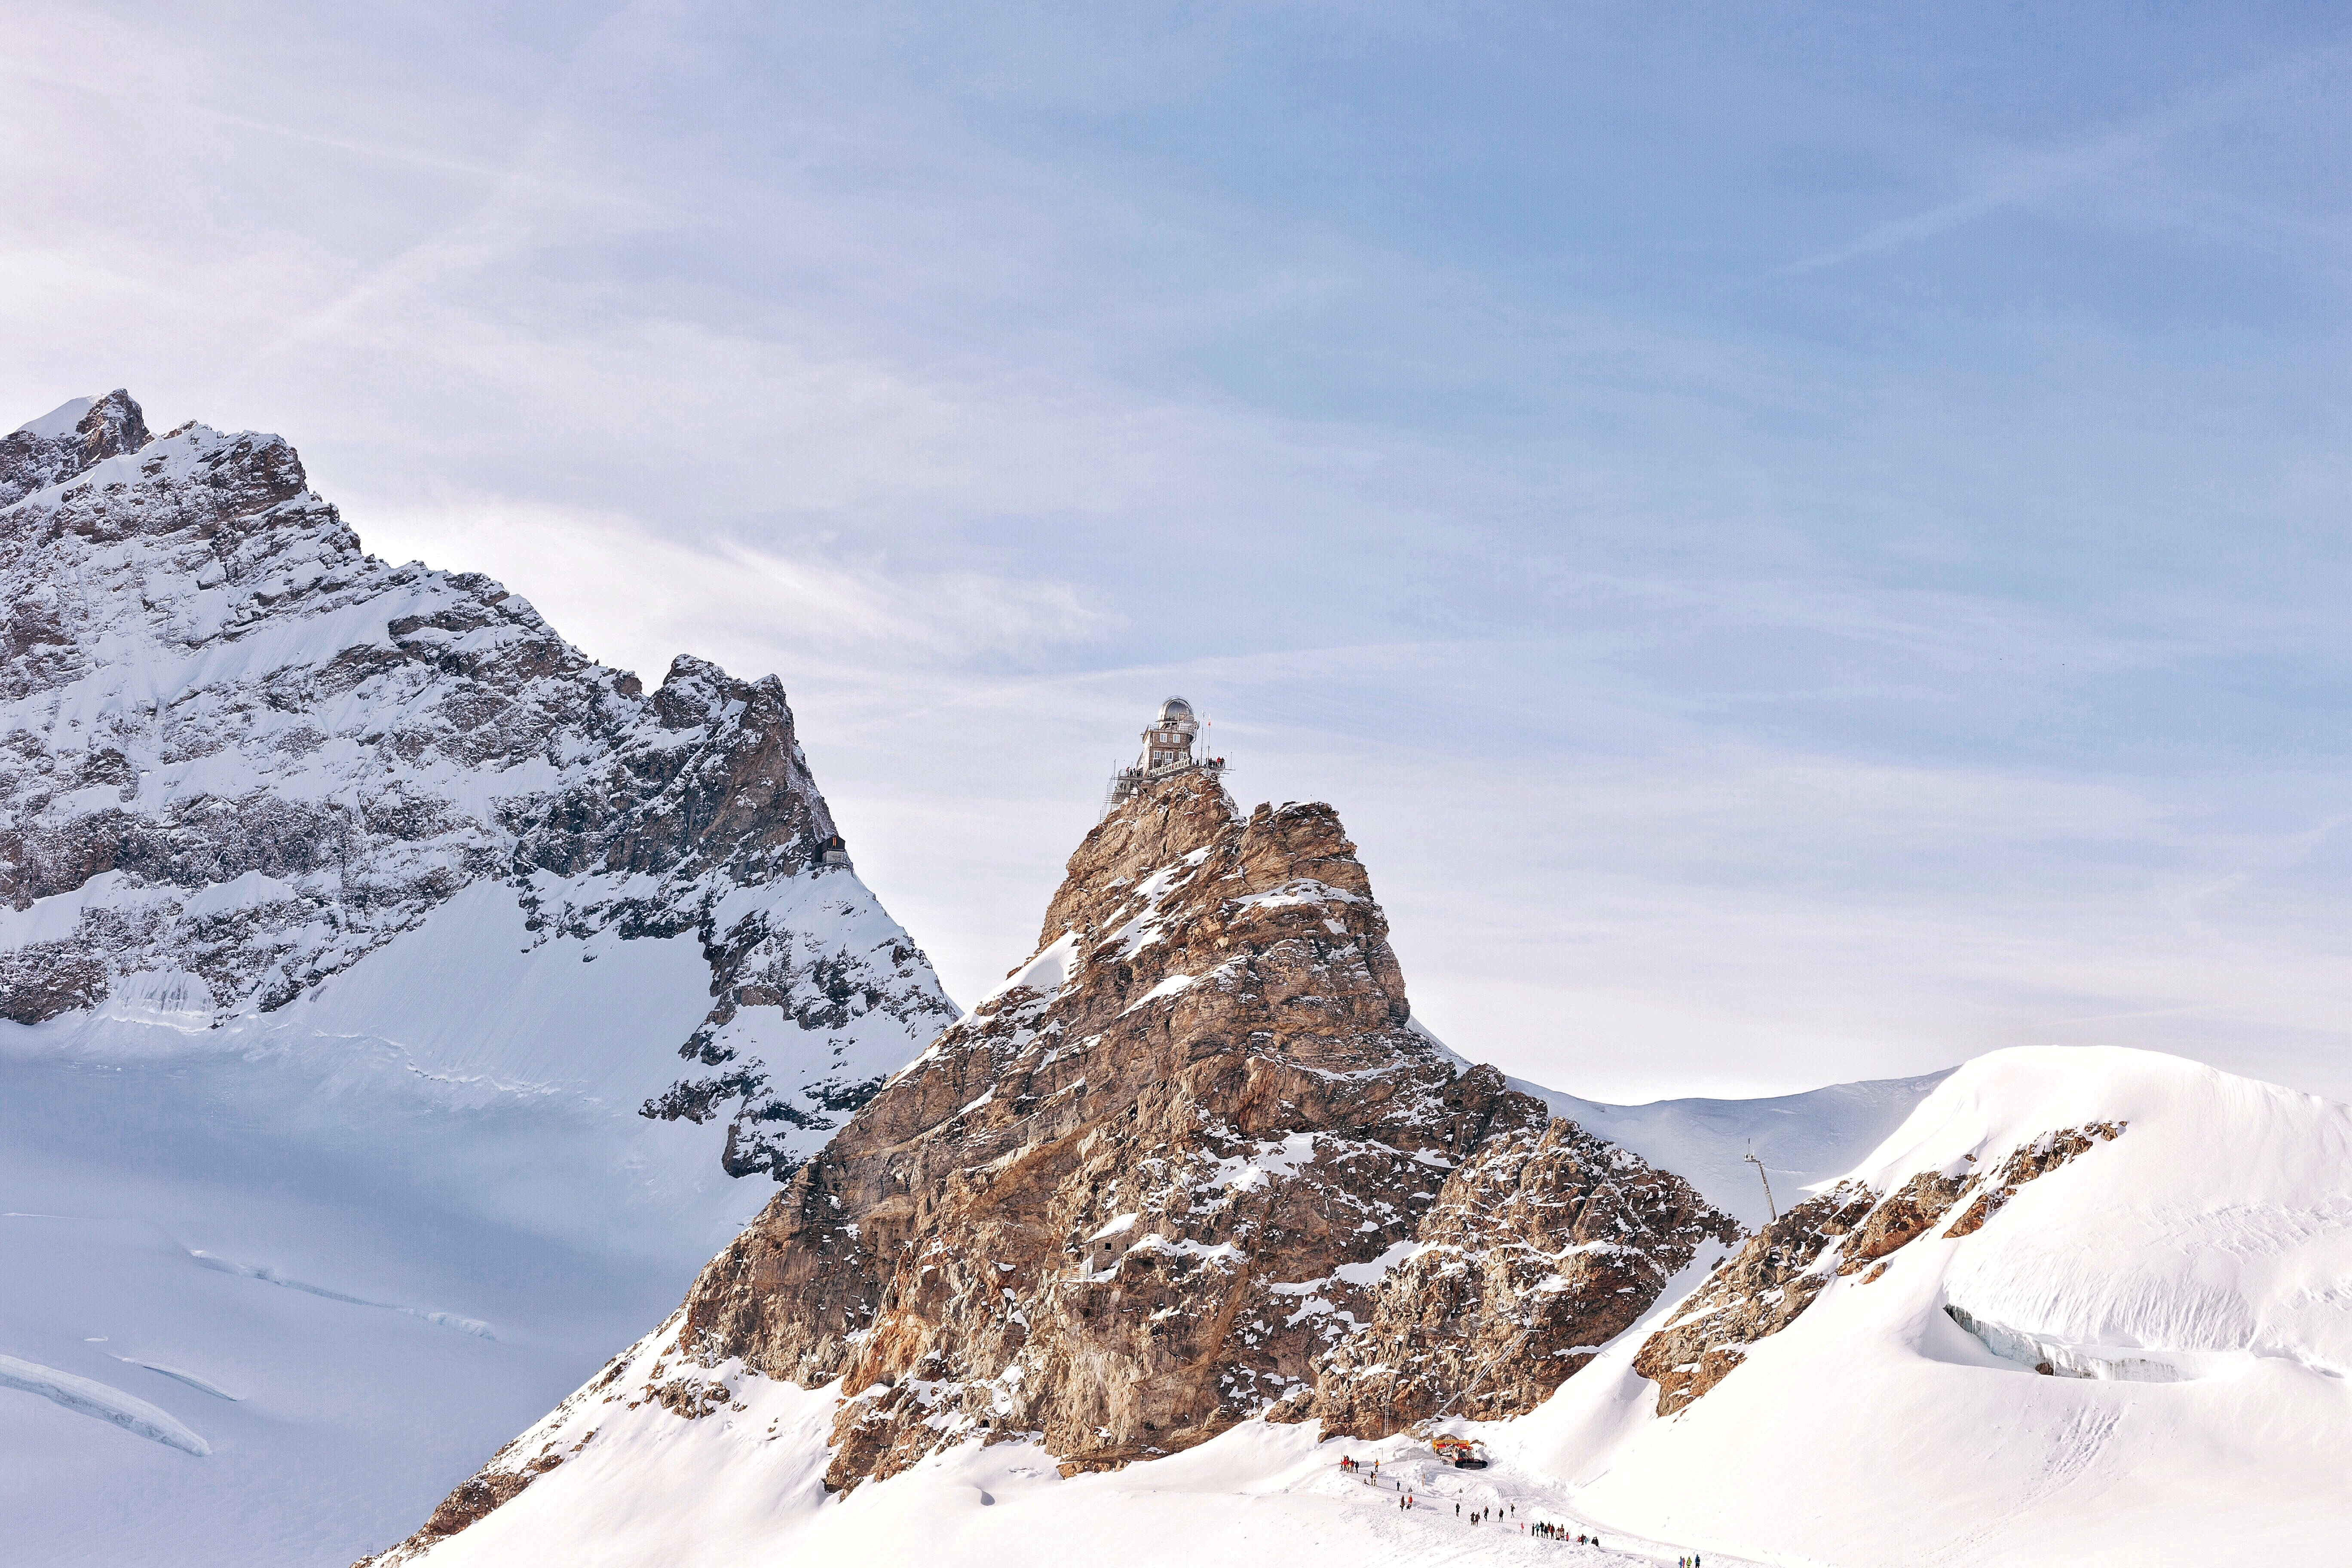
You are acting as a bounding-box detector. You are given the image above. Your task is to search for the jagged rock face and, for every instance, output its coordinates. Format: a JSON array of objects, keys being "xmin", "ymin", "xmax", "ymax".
[
  {"xmin": 646, "ymin": 769, "xmax": 1728, "ymax": 1491},
  {"xmin": 1834, "ymin": 1167, "xmax": 1967, "ymax": 1275},
  {"xmin": 0, "ymin": 390, "xmax": 150, "ymax": 508},
  {"xmin": 1632, "ymin": 1121, "xmax": 2129, "ymax": 1414},
  {"xmin": 371, "ymin": 769, "xmax": 1740, "ymax": 1556},
  {"xmin": 0, "ymin": 391, "xmax": 954, "ymax": 1174},
  {"xmin": 1308, "ymin": 1113, "xmax": 1739, "ymax": 1433},
  {"xmin": 680, "ymin": 771, "xmax": 1485, "ymax": 1485}
]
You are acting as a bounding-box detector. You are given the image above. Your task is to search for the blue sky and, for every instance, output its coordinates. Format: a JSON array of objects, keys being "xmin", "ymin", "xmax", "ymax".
[{"xmin": 6, "ymin": 2, "xmax": 2348, "ymax": 1100}]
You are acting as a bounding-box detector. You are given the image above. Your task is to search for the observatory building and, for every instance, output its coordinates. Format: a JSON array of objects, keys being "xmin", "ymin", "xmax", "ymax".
[{"xmin": 1103, "ymin": 696, "xmax": 1225, "ymax": 815}]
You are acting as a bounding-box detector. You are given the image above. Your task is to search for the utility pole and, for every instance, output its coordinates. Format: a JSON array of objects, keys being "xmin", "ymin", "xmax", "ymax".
[{"xmin": 1744, "ymin": 1142, "xmax": 1778, "ymax": 1223}]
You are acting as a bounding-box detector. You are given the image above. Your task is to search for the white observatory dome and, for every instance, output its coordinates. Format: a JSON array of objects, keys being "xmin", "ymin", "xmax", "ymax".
[{"xmin": 1159, "ymin": 696, "xmax": 1194, "ymax": 723}]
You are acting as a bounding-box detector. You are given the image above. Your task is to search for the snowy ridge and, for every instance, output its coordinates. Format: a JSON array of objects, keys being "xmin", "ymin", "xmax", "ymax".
[
  {"xmin": 1506, "ymin": 1045, "xmax": 2352, "ymax": 1566},
  {"xmin": 1412, "ymin": 1016, "xmax": 1950, "ymax": 1231},
  {"xmin": 0, "ymin": 389, "xmax": 956, "ymax": 1177}
]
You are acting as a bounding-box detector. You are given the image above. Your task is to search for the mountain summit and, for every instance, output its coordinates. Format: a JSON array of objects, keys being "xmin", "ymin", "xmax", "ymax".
[
  {"xmin": 366, "ymin": 743, "xmax": 1735, "ymax": 1559},
  {"xmin": 0, "ymin": 389, "xmax": 151, "ymax": 505},
  {"xmin": 0, "ymin": 391, "xmax": 953, "ymax": 1177}
]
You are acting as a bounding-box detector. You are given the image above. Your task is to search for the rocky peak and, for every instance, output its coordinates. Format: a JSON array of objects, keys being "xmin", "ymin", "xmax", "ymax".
[
  {"xmin": 0, "ymin": 389, "xmax": 152, "ymax": 505},
  {"xmin": 374, "ymin": 760, "xmax": 1738, "ymax": 1556},
  {"xmin": 0, "ymin": 393, "xmax": 953, "ymax": 1173}
]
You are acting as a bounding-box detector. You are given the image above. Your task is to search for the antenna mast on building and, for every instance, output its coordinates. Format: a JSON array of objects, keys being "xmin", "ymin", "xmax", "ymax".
[{"xmin": 1744, "ymin": 1142, "xmax": 1777, "ymax": 1223}]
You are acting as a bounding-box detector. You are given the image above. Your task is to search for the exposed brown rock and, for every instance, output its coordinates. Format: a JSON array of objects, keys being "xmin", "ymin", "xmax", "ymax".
[
  {"xmin": 1308, "ymin": 1112, "xmax": 1737, "ymax": 1435},
  {"xmin": 1944, "ymin": 1123, "xmax": 2126, "ymax": 1237},
  {"xmin": 1835, "ymin": 1167, "xmax": 1968, "ymax": 1274},
  {"xmin": 1629, "ymin": 1123, "xmax": 2134, "ymax": 1416},
  {"xmin": 692, "ymin": 771, "xmax": 1734, "ymax": 1488},
  {"xmin": 681, "ymin": 770, "xmax": 1519, "ymax": 1488},
  {"xmin": 366, "ymin": 766, "xmax": 1736, "ymax": 1555},
  {"xmin": 416, "ymin": 1472, "xmax": 539, "ymax": 1540},
  {"xmin": 1631, "ymin": 1181, "xmax": 1876, "ymax": 1415}
]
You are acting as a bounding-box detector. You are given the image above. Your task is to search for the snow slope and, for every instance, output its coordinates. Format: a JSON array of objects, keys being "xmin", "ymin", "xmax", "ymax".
[
  {"xmin": 0, "ymin": 816, "xmax": 849, "ymax": 1564},
  {"xmin": 0, "ymin": 392, "xmax": 957, "ymax": 1565},
  {"xmin": 371, "ymin": 1046, "xmax": 2350, "ymax": 1568},
  {"xmin": 1510, "ymin": 1045, "xmax": 2352, "ymax": 1566},
  {"xmin": 377, "ymin": 1310, "xmax": 1761, "ymax": 1568}
]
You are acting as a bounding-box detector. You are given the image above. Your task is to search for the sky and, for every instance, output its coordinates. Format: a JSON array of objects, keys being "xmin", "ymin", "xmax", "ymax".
[{"xmin": 4, "ymin": 1, "xmax": 2349, "ymax": 1102}]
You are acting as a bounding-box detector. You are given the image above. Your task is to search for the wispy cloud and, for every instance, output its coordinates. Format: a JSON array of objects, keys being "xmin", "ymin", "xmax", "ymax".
[
  {"xmin": 1779, "ymin": 43, "xmax": 2347, "ymax": 275},
  {"xmin": 3, "ymin": 1, "xmax": 2348, "ymax": 1101}
]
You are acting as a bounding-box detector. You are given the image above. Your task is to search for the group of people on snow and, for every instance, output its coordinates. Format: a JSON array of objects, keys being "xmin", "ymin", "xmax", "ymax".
[{"xmin": 1338, "ymin": 1455, "xmax": 1627, "ymax": 1549}]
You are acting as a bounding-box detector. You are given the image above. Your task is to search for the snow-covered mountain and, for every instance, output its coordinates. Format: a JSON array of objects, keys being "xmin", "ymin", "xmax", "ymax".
[
  {"xmin": 1516, "ymin": 1044, "xmax": 2352, "ymax": 1564},
  {"xmin": 0, "ymin": 390, "xmax": 957, "ymax": 1564},
  {"xmin": 17, "ymin": 389, "xmax": 2338, "ymax": 1566},
  {"xmin": 354, "ymin": 1044, "xmax": 2352, "ymax": 1568},
  {"xmin": 0, "ymin": 390, "xmax": 954, "ymax": 1173}
]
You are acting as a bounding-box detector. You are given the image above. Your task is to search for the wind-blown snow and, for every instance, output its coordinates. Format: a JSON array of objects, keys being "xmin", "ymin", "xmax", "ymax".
[
  {"xmin": 0, "ymin": 1353, "xmax": 212, "ymax": 1456},
  {"xmin": 975, "ymin": 931, "xmax": 1079, "ymax": 1013},
  {"xmin": 186, "ymin": 1251, "xmax": 496, "ymax": 1338},
  {"xmin": 109, "ymin": 1356, "xmax": 242, "ymax": 1402},
  {"xmin": 0, "ymin": 1004, "xmax": 765, "ymax": 1567}
]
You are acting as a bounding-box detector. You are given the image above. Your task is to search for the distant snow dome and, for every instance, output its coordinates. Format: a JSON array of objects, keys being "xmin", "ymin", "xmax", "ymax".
[{"xmin": 1159, "ymin": 696, "xmax": 1194, "ymax": 723}]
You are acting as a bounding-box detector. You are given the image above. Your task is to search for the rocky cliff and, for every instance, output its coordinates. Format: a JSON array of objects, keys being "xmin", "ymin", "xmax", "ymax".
[
  {"xmin": 0, "ymin": 391, "xmax": 954, "ymax": 1176},
  {"xmin": 370, "ymin": 764, "xmax": 1734, "ymax": 1559}
]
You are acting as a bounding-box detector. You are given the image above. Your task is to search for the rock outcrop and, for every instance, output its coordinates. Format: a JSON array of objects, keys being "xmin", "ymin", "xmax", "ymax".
[
  {"xmin": 1631, "ymin": 1181, "xmax": 1876, "ymax": 1414},
  {"xmin": 1308, "ymin": 1111, "xmax": 1738, "ymax": 1431},
  {"xmin": 1942, "ymin": 1122, "xmax": 2125, "ymax": 1237},
  {"xmin": 372, "ymin": 765, "xmax": 1735, "ymax": 1557},
  {"xmin": 0, "ymin": 391, "xmax": 954, "ymax": 1174},
  {"xmin": 1632, "ymin": 1120, "xmax": 2129, "ymax": 1414},
  {"xmin": 681, "ymin": 770, "xmax": 1546, "ymax": 1488},
  {"xmin": 1834, "ymin": 1167, "xmax": 1967, "ymax": 1274},
  {"xmin": 0, "ymin": 389, "xmax": 150, "ymax": 507}
]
